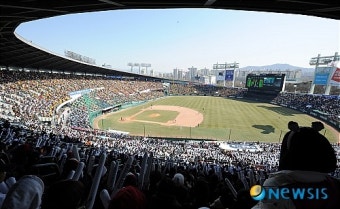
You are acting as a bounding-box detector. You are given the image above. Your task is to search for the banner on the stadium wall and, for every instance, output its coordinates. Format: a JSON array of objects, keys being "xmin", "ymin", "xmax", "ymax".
[
  {"xmin": 313, "ymin": 67, "xmax": 333, "ymax": 85},
  {"xmin": 69, "ymin": 89, "xmax": 92, "ymax": 97},
  {"xmin": 329, "ymin": 62, "xmax": 340, "ymax": 86},
  {"xmin": 216, "ymin": 70, "xmax": 234, "ymax": 81},
  {"xmin": 225, "ymin": 70, "xmax": 234, "ymax": 81},
  {"xmin": 217, "ymin": 71, "xmax": 225, "ymax": 81}
]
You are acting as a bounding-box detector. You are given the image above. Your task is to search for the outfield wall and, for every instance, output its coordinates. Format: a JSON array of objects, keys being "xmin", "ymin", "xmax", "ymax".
[{"xmin": 271, "ymin": 102, "xmax": 340, "ymax": 131}]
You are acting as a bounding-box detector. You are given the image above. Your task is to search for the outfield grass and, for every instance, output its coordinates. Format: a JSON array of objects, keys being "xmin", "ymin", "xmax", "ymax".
[{"xmin": 96, "ymin": 96, "xmax": 338, "ymax": 143}]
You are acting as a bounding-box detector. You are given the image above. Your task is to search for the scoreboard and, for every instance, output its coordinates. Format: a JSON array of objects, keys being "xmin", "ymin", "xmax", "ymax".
[{"xmin": 246, "ymin": 74, "xmax": 285, "ymax": 94}]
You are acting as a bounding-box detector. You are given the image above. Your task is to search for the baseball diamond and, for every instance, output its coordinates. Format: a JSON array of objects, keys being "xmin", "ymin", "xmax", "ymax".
[{"xmin": 93, "ymin": 96, "xmax": 339, "ymax": 142}]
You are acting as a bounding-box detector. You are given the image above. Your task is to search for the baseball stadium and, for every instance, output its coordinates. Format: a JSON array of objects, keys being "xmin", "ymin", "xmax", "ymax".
[{"xmin": 0, "ymin": 1, "xmax": 340, "ymax": 209}]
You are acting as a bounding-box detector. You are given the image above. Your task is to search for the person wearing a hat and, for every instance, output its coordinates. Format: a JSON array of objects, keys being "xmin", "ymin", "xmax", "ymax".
[
  {"xmin": 108, "ymin": 185, "xmax": 146, "ymax": 209},
  {"xmin": 252, "ymin": 121, "xmax": 340, "ymax": 209},
  {"xmin": 1, "ymin": 175, "xmax": 44, "ymax": 209}
]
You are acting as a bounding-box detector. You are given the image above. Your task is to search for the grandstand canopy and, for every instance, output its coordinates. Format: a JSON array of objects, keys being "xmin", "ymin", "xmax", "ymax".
[{"xmin": 1, "ymin": 1, "xmax": 339, "ymax": 76}]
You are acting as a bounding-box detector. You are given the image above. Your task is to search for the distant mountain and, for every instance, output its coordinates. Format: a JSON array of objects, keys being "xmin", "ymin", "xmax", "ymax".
[
  {"xmin": 239, "ymin": 63, "xmax": 315, "ymax": 81},
  {"xmin": 239, "ymin": 63, "xmax": 314, "ymax": 72}
]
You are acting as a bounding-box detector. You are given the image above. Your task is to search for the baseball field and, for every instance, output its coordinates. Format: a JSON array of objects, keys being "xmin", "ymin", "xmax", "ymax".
[{"xmin": 93, "ymin": 96, "xmax": 339, "ymax": 143}]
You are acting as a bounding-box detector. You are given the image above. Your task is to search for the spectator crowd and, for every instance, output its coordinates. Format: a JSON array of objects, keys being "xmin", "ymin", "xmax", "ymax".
[{"xmin": 0, "ymin": 69, "xmax": 339, "ymax": 209}]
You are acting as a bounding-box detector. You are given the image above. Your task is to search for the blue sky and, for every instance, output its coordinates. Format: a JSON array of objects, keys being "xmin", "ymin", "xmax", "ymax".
[{"xmin": 15, "ymin": 9, "xmax": 339, "ymax": 73}]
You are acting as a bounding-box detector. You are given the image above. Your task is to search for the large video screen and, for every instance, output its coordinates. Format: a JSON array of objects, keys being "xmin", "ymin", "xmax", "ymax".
[{"xmin": 246, "ymin": 74, "xmax": 285, "ymax": 94}]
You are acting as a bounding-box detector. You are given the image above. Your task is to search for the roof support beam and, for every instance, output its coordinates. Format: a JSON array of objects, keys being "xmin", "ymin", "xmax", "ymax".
[
  {"xmin": 204, "ymin": 0, "xmax": 217, "ymax": 6},
  {"xmin": 97, "ymin": 0, "xmax": 125, "ymax": 7},
  {"xmin": 0, "ymin": 4, "xmax": 67, "ymax": 13}
]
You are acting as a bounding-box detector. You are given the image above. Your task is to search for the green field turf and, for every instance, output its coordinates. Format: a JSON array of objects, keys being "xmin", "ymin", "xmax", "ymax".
[{"xmin": 96, "ymin": 96, "xmax": 338, "ymax": 143}]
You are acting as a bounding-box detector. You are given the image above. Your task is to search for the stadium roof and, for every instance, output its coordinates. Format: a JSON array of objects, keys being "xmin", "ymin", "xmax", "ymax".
[{"xmin": 1, "ymin": 0, "xmax": 339, "ymax": 76}]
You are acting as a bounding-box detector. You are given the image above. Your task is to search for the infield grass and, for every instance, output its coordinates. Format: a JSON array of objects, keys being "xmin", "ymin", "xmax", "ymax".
[{"xmin": 96, "ymin": 96, "xmax": 338, "ymax": 143}]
